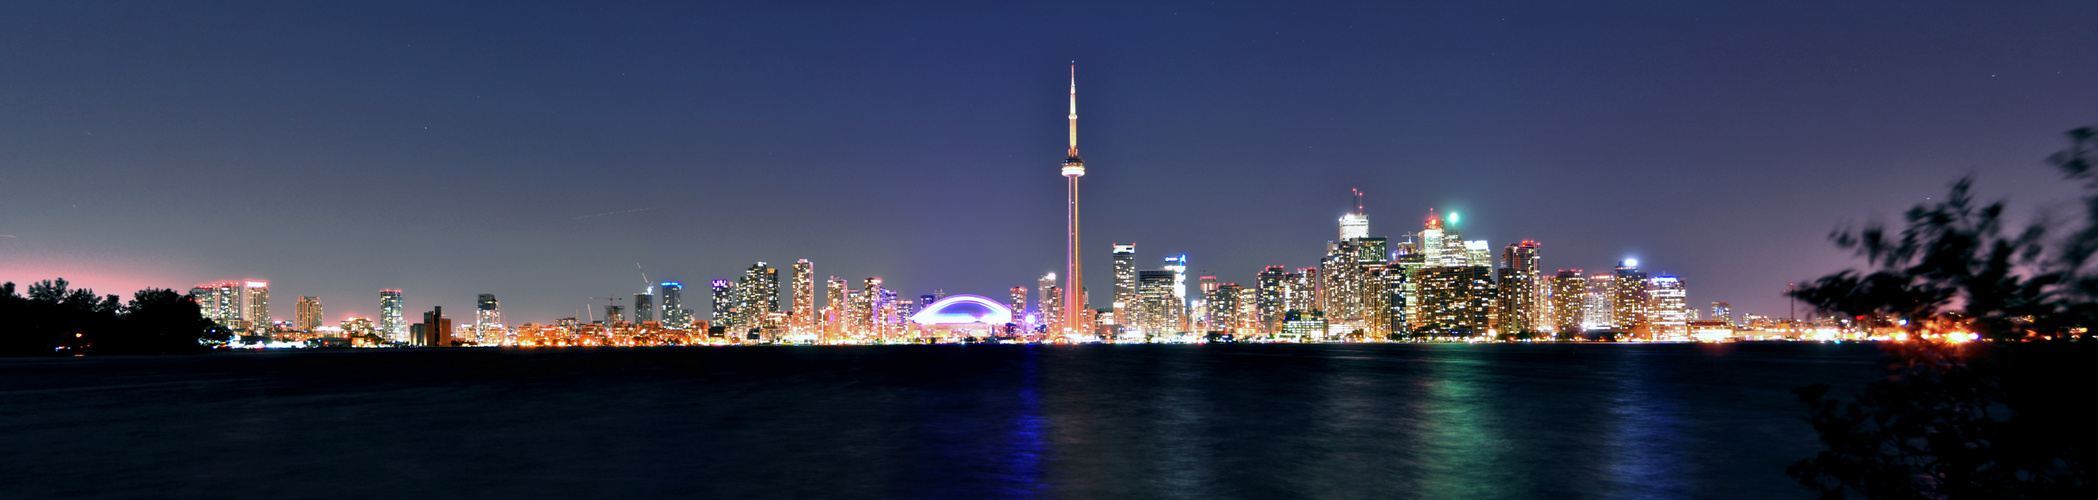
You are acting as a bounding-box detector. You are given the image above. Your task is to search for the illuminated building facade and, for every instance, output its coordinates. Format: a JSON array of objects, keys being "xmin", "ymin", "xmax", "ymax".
[
  {"xmin": 380, "ymin": 289, "xmax": 405, "ymax": 342},
  {"xmin": 1009, "ymin": 286, "xmax": 1028, "ymax": 327},
  {"xmin": 1417, "ymin": 265, "xmax": 1495, "ymax": 336},
  {"xmin": 1549, "ymin": 270, "xmax": 1587, "ymax": 335},
  {"xmin": 824, "ymin": 276, "xmax": 848, "ymax": 340},
  {"xmin": 1137, "ymin": 269, "xmax": 1178, "ymax": 335},
  {"xmin": 1612, "ymin": 260, "xmax": 1649, "ymax": 334},
  {"xmin": 633, "ymin": 289, "xmax": 654, "ymax": 324},
  {"xmin": 1495, "ymin": 241, "xmax": 1542, "ymax": 335},
  {"xmin": 737, "ymin": 262, "xmax": 779, "ymax": 327},
  {"xmin": 1255, "ymin": 265, "xmax": 1287, "ymax": 333},
  {"xmin": 293, "ymin": 296, "xmax": 322, "ymax": 331},
  {"xmin": 710, "ymin": 279, "xmax": 735, "ymax": 327},
  {"xmin": 1112, "ymin": 243, "xmax": 1136, "ymax": 324},
  {"xmin": 242, "ymin": 281, "xmax": 269, "ymax": 332},
  {"xmin": 1207, "ymin": 282, "xmax": 1243, "ymax": 332},
  {"xmin": 1711, "ymin": 301, "xmax": 1733, "ymax": 326},
  {"xmin": 660, "ymin": 282, "xmax": 687, "ymax": 329},
  {"xmin": 792, "ymin": 259, "xmax": 814, "ymax": 333},
  {"xmin": 1037, "ymin": 273, "xmax": 1060, "ymax": 333},
  {"xmin": 1647, "ymin": 276, "xmax": 1689, "ymax": 340}
]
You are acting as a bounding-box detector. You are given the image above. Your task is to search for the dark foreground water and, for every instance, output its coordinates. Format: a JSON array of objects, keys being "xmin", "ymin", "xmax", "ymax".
[{"xmin": 0, "ymin": 343, "xmax": 1887, "ymax": 499}]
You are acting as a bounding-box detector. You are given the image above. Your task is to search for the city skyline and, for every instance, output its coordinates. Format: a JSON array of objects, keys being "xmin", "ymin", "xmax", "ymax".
[{"xmin": 3, "ymin": 2, "xmax": 2095, "ymax": 325}]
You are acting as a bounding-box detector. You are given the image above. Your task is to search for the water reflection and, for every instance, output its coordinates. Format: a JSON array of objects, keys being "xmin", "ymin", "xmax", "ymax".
[
  {"xmin": 1604, "ymin": 347, "xmax": 1690, "ymax": 498},
  {"xmin": 996, "ymin": 346, "xmax": 1047, "ymax": 498},
  {"xmin": 1403, "ymin": 347, "xmax": 1518, "ymax": 499}
]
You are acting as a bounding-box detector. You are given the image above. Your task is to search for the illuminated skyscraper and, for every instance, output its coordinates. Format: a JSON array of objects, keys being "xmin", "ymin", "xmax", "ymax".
[
  {"xmin": 243, "ymin": 280, "xmax": 269, "ymax": 332},
  {"xmin": 476, "ymin": 294, "xmax": 501, "ymax": 329},
  {"xmin": 1060, "ymin": 63, "xmax": 1086, "ymax": 335},
  {"xmin": 1549, "ymin": 270, "xmax": 1587, "ymax": 335},
  {"xmin": 1647, "ymin": 276, "xmax": 1689, "ymax": 340},
  {"xmin": 710, "ymin": 279, "xmax": 736, "ymax": 326},
  {"xmin": 1584, "ymin": 273, "xmax": 1615, "ymax": 330},
  {"xmin": 1612, "ymin": 260, "xmax": 1650, "ymax": 334},
  {"xmin": 1009, "ymin": 286, "xmax": 1028, "ymax": 326},
  {"xmin": 791, "ymin": 259, "xmax": 814, "ymax": 333},
  {"xmin": 1164, "ymin": 254, "xmax": 1189, "ymax": 331},
  {"xmin": 1255, "ymin": 266, "xmax": 1287, "ymax": 333},
  {"xmin": 1495, "ymin": 241, "xmax": 1542, "ymax": 335},
  {"xmin": 660, "ymin": 282, "xmax": 687, "ymax": 329},
  {"xmin": 737, "ymin": 262, "xmax": 780, "ymax": 327},
  {"xmin": 1711, "ymin": 301, "xmax": 1733, "ymax": 326},
  {"xmin": 1112, "ymin": 244, "xmax": 1137, "ymax": 322},
  {"xmin": 1207, "ymin": 282, "xmax": 1242, "ymax": 332},
  {"xmin": 295, "ymin": 296, "xmax": 322, "ymax": 331},
  {"xmin": 633, "ymin": 289, "xmax": 654, "ymax": 324},
  {"xmin": 1037, "ymin": 273, "xmax": 1059, "ymax": 332},
  {"xmin": 1339, "ymin": 188, "xmax": 1368, "ymax": 240},
  {"xmin": 1137, "ymin": 270, "xmax": 1176, "ymax": 335},
  {"xmin": 1417, "ymin": 266, "xmax": 1495, "ymax": 336},
  {"xmin": 825, "ymin": 276, "xmax": 848, "ymax": 339},
  {"xmin": 379, "ymin": 289, "xmax": 405, "ymax": 342},
  {"xmin": 861, "ymin": 277, "xmax": 885, "ymax": 332}
]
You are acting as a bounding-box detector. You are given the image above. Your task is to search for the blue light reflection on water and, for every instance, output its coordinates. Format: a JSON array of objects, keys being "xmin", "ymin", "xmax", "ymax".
[{"xmin": 995, "ymin": 345, "xmax": 1047, "ymax": 499}]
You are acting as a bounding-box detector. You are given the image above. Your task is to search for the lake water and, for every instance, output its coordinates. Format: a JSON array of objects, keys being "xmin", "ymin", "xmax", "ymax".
[{"xmin": 0, "ymin": 342, "xmax": 1886, "ymax": 499}]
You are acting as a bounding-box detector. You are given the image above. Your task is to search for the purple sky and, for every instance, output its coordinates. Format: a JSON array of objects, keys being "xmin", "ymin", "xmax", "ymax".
[{"xmin": 2, "ymin": 1, "xmax": 2094, "ymax": 324}]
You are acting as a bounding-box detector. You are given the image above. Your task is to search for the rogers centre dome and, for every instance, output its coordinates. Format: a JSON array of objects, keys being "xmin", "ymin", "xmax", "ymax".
[{"xmin": 908, "ymin": 295, "xmax": 1013, "ymax": 326}]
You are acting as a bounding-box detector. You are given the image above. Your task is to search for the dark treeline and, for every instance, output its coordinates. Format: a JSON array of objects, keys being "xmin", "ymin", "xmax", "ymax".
[
  {"xmin": 0, "ymin": 278, "xmax": 226, "ymax": 356},
  {"xmin": 1787, "ymin": 127, "xmax": 2098, "ymax": 498}
]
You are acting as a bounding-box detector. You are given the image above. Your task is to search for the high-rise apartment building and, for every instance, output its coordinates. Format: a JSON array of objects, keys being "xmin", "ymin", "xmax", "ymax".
[
  {"xmin": 1549, "ymin": 270, "xmax": 1587, "ymax": 335},
  {"xmin": 1038, "ymin": 273, "xmax": 1060, "ymax": 333},
  {"xmin": 1137, "ymin": 269, "xmax": 1177, "ymax": 335},
  {"xmin": 1255, "ymin": 266, "xmax": 1287, "ymax": 333},
  {"xmin": 380, "ymin": 289, "xmax": 405, "ymax": 342},
  {"xmin": 1584, "ymin": 274, "xmax": 1615, "ymax": 330},
  {"xmin": 1417, "ymin": 266, "xmax": 1496, "ymax": 336},
  {"xmin": 791, "ymin": 259, "xmax": 814, "ymax": 333},
  {"xmin": 1711, "ymin": 302, "xmax": 1733, "ymax": 326},
  {"xmin": 242, "ymin": 281, "xmax": 269, "ymax": 332},
  {"xmin": 633, "ymin": 288, "xmax": 655, "ymax": 324},
  {"xmin": 737, "ymin": 262, "xmax": 780, "ymax": 327},
  {"xmin": 824, "ymin": 276, "xmax": 848, "ymax": 339},
  {"xmin": 660, "ymin": 282, "xmax": 687, "ymax": 329},
  {"xmin": 1496, "ymin": 241, "xmax": 1542, "ymax": 335},
  {"xmin": 295, "ymin": 296, "xmax": 323, "ymax": 331},
  {"xmin": 1010, "ymin": 287, "xmax": 1028, "ymax": 326}
]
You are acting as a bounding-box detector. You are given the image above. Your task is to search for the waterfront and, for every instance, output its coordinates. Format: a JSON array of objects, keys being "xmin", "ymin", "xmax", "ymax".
[{"xmin": 0, "ymin": 342, "xmax": 1883, "ymax": 499}]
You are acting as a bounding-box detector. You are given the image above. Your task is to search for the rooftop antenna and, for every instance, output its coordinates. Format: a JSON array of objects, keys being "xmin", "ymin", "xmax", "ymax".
[
  {"xmin": 1352, "ymin": 188, "xmax": 1363, "ymax": 212},
  {"xmin": 638, "ymin": 263, "xmax": 651, "ymax": 293}
]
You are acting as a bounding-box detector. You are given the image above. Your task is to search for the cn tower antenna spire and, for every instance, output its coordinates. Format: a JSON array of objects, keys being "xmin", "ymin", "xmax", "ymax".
[{"xmin": 1068, "ymin": 61, "xmax": 1079, "ymax": 156}]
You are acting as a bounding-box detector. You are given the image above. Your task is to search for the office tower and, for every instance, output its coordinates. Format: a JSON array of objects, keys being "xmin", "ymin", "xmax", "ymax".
[
  {"xmin": 1648, "ymin": 276, "xmax": 1690, "ymax": 340},
  {"xmin": 1284, "ymin": 268, "xmax": 1317, "ymax": 316},
  {"xmin": 634, "ymin": 288, "xmax": 655, "ymax": 324},
  {"xmin": 1419, "ymin": 210, "xmax": 1446, "ymax": 267},
  {"xmin": 475, "ymin": 294, "xmax": 502, "ymax": 329},
  {"xmin": 1235, "ymin": 286, "xmax": 1259, "ymax": 333},
  {"xmin": 1395, "ymin": 242, "xmax": 1429, "ymax": 332},
  {"xmin": 295, "ymin": 296, "xmax": 322, "ymax": 331},
  {"xmin": 1319, "ymin": 241, "xmax": 1361, "ymax": 328},
  {"xmin": 1612, "ymin": 260, "xmax": 1650, "ymax": 334},
  {"xmin": 861, "ymin": 277, "xmax": 885, "ymax": 333},
  {"xmin": 1059, "ymin": 64, "xmax": 1087, "ymax": 335},
  {"xmin": 1038, "ymin": 273, "xmax": 1059, "ymax": 332},
  {"xmin": 737, "ymin": 262, "xmax": 780, "ymax": 327},
  {"xmin": 1495, "ymin": 241, "xmax": 1542, "ymax": 335},
  {"xmin": 1584, "ymin": 273, "xmax": 1615, "ymax": 329},
  {"xmin": 1010, "ymin": 287, "xmax": 1028, "ymax": 326},
  {"xmin": 1550, "ymin": 270, "xmax": 1587, "ymax": 335},
  {"xmin": 1255, "ymin": 266, "xmax": 1287, "ymax": 333},
  {"xmin": 660, "ymin": 282, "xmax": 687, "ymax": 329},
  {"xmin": 1163, "ymin": 255, "xmax": 1189, "ymax": 331},
  {"xmin": 242, "ymin": 280, "xmax": 269, "ymax": 332},
  {"xmin": 1112, "ymin": 244, "xmax": 1137, "ymax": 320},
  {"xmin": 1137, "ymin": 269, "xmax": 1177, "ymax": 335},
  {"xmin": 1464, "ymin": 241, "xmax": 1490, "ymax": 268},
  {"xmin": 1339, "ymin": 212, "xmax": 1368, "ymax": 241},
  {"xmin": 1196, "ymin": 275, "xmax": 1218, "ymax": 329},
  {"xmin": 792, "ymin": 259, "xmax": 814, "ymax": 333},
  {"xmin": 380, "ymin": 289, "xmax": 405, "ymax": 342},
  {"xmin": 1711, "ymin": 302, "xmax": 1733, "ymax": 326},
  {"xmin": 711, "ymin": 279, "xmax": 736, "ymax": 326},
  {"xmin": 1417, "ymin": 266, "xmax": 1496, "ymax": 336},
  {"xmin": 410, "ymin": 306, "xmax": 453, "ymax": 347}
]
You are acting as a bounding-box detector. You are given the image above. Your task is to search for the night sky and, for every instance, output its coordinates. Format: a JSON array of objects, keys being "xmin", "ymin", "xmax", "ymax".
[{"xmin": 3, "ymin": 1, "xmax": 2094, "ymax": 324}]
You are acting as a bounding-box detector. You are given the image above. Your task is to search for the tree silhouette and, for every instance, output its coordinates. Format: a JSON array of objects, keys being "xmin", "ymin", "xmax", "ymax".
[
  {"xmin": 0, "ymin": 279, "xmax": 220, "ymax": 355},
  {"xmin": 1787, "ymin": 127, "xmax": 2098, "ymax": 498}
]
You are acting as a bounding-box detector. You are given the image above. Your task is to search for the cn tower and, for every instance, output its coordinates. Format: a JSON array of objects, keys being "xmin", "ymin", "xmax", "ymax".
[{"xmin": 1061, "ymin": 63, "xmax": 1085, "ymax": 338}]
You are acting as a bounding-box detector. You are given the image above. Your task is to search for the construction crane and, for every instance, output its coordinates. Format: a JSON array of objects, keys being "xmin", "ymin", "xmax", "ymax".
[{"xmin": 588, "ymin": 296, "xmax": 625, "ymax": 324}]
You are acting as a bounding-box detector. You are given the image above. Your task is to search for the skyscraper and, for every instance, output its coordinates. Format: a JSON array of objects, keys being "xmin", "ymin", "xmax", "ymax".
[
  {"xmin": 295, "ymin": 296, "xmax": 323, "ymax": 332},
  {"xmin": 1009, "ymin": 286, "xmax": 1028, "ymax": 326},
  {"xmin": 738, "ymin": 263, "xmax": 780, "ymax": 327},
  {"xmin": 1648, "ymin": 276, "xmax": 1689, "ymax": 340},
  {"xmin": 1255, "ymin": 266, "xmax": 1287, "ymax": 333},
  {"xmin": 792, "ymin": 259, "xmax": 814, "ymax": 333},
  {"xmin": 660, "ymin": 282, "xmax": 687, "ymax": 329},
  {"xmin": 1163, "ymin": 254, "xmax": 1189, "ymax": 331},
  {"xmin": 1549, "ymin": 270, "xmax": 1587, "ymax": 335},
  {"xmin": 1060, "ymin": 63, "xmax": 1086, "ymax": 336},
  {"xmin": 1612, "ymin": 260, "xmax": 1650, "ymax": 334},
  {"xmin": 825, "ymin": 276, "xmax": 848, "ymax": 339},
  {"xmin": 1037, "ymin": 272, "xmax": 1059, "ymax": 333},
  {"xmin": 1112, "ymin": 243, "xmax": 1137, "ymax": 323},
  {"xmin": 710, "ymin": 279, "xmax": 736, "ymax": 326},
  {"xmin": 379, "ymin": 289, "xmax": 405, "ymax": 342},
  {"xmin": 633, "ymin": 288, "xmax": 654, "ymax": 324},
  {"xmin": 1339, "ymin": 188, "xmax": 1368, "ymax": 240},
  {"xmin": 243, "ymin": 280, "xmax": 269, "ymax": 332},
  {"xmin": 1711, "ymin": 301, "xmax": 1733, "ymax": 326},
  {"xmin": 1496, "ymin": 241, "xmax": 1542, "ymax": 335},
  {"xmin": 1137, "ymin": 270, "xmax": 1176, "ymax": 335},
  {"xmin": 478, "ymin": 292, "xmax": 501, "ymax": 331}
]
